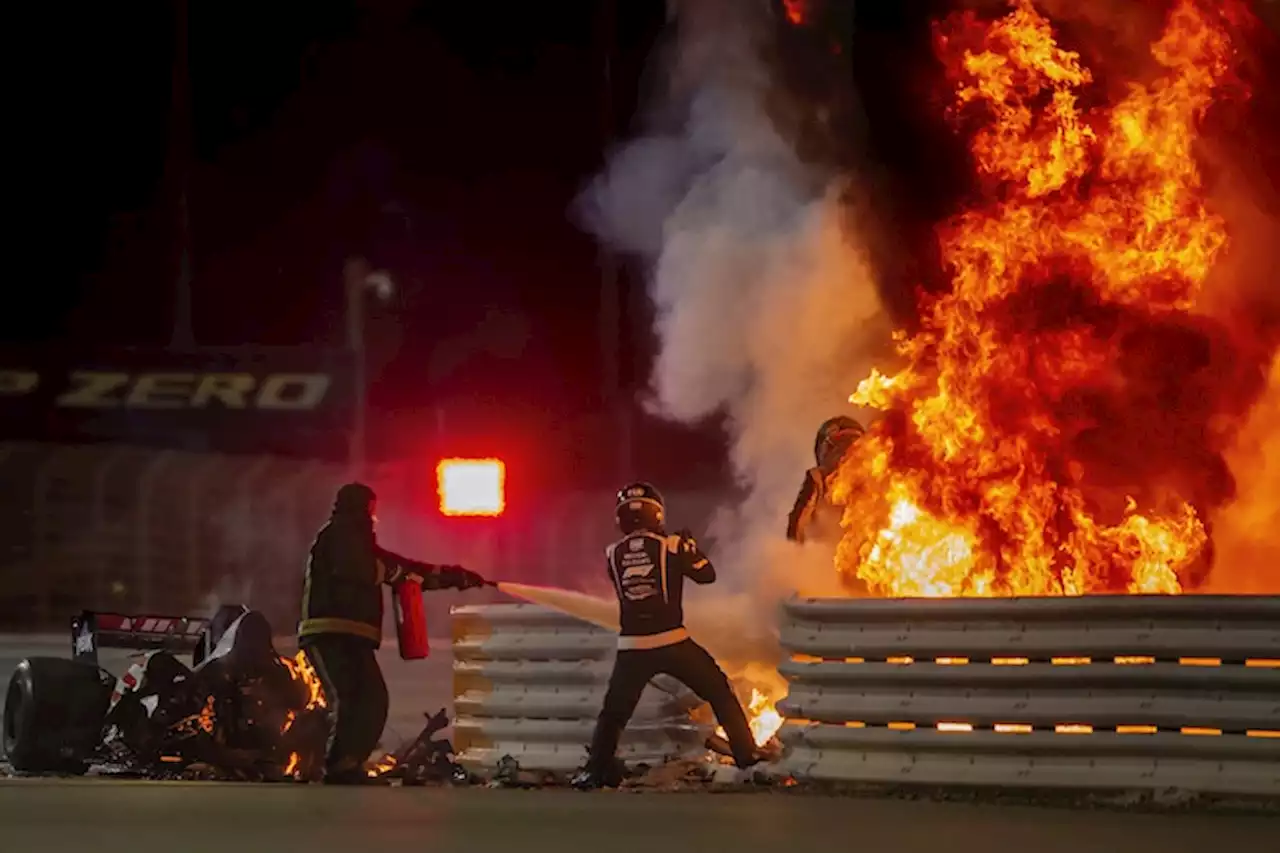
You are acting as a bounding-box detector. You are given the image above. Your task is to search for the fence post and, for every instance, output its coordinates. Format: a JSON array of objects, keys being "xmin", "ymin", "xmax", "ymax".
[
  {"xmin": 89, "ymin": 447, "xmax": 129, "ymax": 608},
  {"xmin": 31, "ymin": 446, "xmax": 74, "ymax": 627},
  {"xmin": 135, "ymin": 451, "xmax": 176, "ymax": 613},
  {"xmin": 231, "ymin": 456, "xmax": 274, "ymax": 603},
  {"xmin": 186, "ymin": 453, "xmax": 221, "ymax": 609}
]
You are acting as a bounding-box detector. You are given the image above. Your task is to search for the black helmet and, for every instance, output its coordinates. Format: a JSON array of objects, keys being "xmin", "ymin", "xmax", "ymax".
[
  {"xmin": 615, "ymin": 481, "xmax": 665, "ymax": 534},
  {"xmin": 333, "ymin": 482, "xmax": 376, "ymax": 517},
  {"xmin": 814, "ymin": 416, "xmax": 865, "ymax": 467}
]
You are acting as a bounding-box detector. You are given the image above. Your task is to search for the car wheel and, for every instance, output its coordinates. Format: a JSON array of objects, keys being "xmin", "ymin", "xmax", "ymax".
[{"xmin": 3, "ymin": 657, "xmax": 113, "ymax": 775}]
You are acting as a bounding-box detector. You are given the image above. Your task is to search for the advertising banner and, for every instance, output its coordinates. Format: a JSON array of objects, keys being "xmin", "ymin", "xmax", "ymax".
[{"xmin": 0, "ymin": 346, "xmax": 355, "ymax": 458}]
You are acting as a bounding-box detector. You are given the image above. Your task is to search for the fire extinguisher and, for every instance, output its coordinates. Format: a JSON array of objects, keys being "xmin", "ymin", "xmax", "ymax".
[{"xmin": 392, "ymin": 580, "xmax": 430, "ymax": 660}]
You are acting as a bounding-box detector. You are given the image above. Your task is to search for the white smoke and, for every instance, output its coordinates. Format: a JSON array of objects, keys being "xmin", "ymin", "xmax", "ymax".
[{"xmin": 578, "ymin": 0, "xmax": 890, "ymax": 663}]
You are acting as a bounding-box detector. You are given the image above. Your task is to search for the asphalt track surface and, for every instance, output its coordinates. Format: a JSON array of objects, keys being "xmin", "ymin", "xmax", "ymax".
[{"xmin": 1, "ymin": 778, "xmax": 1274, "ymax": 853}]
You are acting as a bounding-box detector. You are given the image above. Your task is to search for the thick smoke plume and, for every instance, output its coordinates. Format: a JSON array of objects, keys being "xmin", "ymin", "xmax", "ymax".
[{"xmin": 578, "ymin": 0, "xmax": 890, "ymax": 666}]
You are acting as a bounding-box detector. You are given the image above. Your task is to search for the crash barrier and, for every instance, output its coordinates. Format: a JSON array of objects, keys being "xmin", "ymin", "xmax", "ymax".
[
  {"xmin": 450, "ymin": 603, "xmax": 712, "ymax": 775},
  {"xmin": 776, "ymin": 595, "xmax": 1280, "ymax": 797}
]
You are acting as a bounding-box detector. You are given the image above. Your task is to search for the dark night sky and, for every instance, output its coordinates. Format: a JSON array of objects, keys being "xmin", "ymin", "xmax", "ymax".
[
  {"xmin": 2, "ymin": 0, "xmax": 1065, "ymax": 485},
  {"xmin": 7, "ymin": 0, "xmax": 679, "ymax": 481}
]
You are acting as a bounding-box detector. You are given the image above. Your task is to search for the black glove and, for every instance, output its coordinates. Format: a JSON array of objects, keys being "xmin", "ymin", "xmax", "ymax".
[{"xmin": 442, "ymin": 564, "xmax": 487, "ymax": 590}]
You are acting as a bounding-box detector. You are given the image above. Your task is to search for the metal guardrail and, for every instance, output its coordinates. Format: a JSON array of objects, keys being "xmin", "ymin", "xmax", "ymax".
[
  {"xmin": 450, "ymin": 603, "xmax": 712, "ymax": 775},
  {"xmin": 776, "ymin": 595, "xmax": 1280, "ymax": 796}
]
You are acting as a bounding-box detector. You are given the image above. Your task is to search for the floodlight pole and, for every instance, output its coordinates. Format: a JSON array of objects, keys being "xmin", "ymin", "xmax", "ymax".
[
  {"xmin": 346, "ymin": 272, "xmax": 367, "ymax": 482},
  {"xmin": 169, "ymin": 0, "xmax": 194, "ymax": 349},
  {"xmin": 345, "ymin": 257, "xmax": 393, "ymax": 482}
]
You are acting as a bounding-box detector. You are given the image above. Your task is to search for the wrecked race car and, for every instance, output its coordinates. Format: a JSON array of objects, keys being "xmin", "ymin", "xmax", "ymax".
[{"xmin": 2, "ymin": 605, "xmax": 329, "ymax": 780}]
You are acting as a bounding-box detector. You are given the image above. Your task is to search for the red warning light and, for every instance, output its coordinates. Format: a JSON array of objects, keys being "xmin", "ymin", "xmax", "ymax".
[{"xmin": 437, "ymin": 458, "xmax": 505, "ymax": 517}]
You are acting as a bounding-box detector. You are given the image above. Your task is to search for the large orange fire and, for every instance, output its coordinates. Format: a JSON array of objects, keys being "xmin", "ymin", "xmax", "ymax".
[{"xmin": 832, "ymin": 0, "xmax": 1272, "ymax": 598}]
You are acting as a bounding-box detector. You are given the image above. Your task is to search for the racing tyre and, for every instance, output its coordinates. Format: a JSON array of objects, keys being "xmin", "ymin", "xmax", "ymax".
[{"xmin": 3, "ymin": 657, "xmax": 113, "ymax": 774}]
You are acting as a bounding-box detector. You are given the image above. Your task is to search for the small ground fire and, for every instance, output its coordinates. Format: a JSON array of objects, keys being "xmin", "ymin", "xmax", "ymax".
[{"xmin": 832, "ymin": 0, "xmax": 1273, "ymax": 599}]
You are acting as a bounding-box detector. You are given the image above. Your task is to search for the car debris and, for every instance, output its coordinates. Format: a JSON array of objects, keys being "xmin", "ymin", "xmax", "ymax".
[
  {"xmin": 364, "ymin": 708, "xmax": 469, "ymax": 786},
  {"xmin": 3, "ymin": 605, "xmax": 329, "ymax": 781}
]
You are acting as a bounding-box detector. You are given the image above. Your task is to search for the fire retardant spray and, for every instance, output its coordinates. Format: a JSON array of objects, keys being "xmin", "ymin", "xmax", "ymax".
[
  {"xmin": 392, "ymin": 581, "xmax": 430, "ymax": 660},
  {"xmin": 495, "ymin": 581, "xmax": 620, "ymax": 632}
]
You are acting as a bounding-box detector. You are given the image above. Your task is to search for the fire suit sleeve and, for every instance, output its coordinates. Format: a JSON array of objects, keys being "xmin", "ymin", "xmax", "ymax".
[
  {"xmin": 786, "ymin": 469, "xmax": 822, "ymax": 543},
  {"xmin": 374, "ymin": 546, "xmax": 442, "ymax": 586},
  {"xmin": 376, "ymin": 547, "xmax": 487, "ymax": 591},
  {"xmin": 670, "ymin": 532, "xmax": 716, "ymax": 585}
]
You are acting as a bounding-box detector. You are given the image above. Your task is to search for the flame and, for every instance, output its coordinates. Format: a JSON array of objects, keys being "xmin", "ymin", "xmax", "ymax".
[
  {"xmin": 716, "ymin": 687, "xmax": 785, "ymax": 748},
  {"xmin": 745, "ymin": 689, "xmax": 784, "ymax": 745},
  {"xmin": 170, "ymin": 694, "xmax": 217, "ymax": 737},
  {"xmin": 197, "ymin": 695, "xmax": 215, "ymax": 733},
  {"xmin": 832, "ymin": 0, "xmax": 1259, "ymax": 598},
  {"xmin": 281, "ymin": 651, "xmax": 327, "ymax": 710},
  {"xmin": 284, "ymin": 752, "xmax": 299, "ymax": 776},
  {"xmin": 782, "ymin": 0, "xmax": 807, "ymax": 26},
  {"xmin": 367, "ymin": 753, "xmax": 398, "ymax": 778}
]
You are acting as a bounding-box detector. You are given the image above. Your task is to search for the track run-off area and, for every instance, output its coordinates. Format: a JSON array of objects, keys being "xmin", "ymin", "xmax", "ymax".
[{"xmin": 1, "ymin": 777, "xmax": 1274, "ymax": 853}]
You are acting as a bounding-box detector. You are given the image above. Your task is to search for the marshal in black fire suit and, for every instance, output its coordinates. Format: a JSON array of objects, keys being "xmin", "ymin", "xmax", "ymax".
[
  {"xmin": 298, "ymin": 482, "xmax": 486, "ymax": 784},
  {"xmin": 786, "ymin": 415, "xmax": 867, "ymax": 544},
  {"xmin": 576, "ymin": 482, "xmax": 758, "ymax": 788}
]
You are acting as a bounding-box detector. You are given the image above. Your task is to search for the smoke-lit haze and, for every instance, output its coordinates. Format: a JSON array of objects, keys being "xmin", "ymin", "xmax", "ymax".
[{"xmin": 578, "ymin": 0, "xmax": 891, "ymax": 666}]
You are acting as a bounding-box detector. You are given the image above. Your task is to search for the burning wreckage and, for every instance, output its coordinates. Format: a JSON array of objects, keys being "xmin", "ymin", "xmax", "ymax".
[
  {"xmin": 1, "ymin": 605, "xmax": 783, "ymax": 787},
  {"xmin": 1, "ymin": 607, "xmax": 462, "ymax": 783}
]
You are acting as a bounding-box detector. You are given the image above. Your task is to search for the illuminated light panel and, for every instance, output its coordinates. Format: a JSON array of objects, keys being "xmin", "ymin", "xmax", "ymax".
[
  {"xmin": 844, "ymin": 721, "xmax": 866, "ymax": 728},
  {"xmin": 1181, "ymin": 727, "xmax": 1222, "ymax": 736},
  {"xmin": 1055, "ymin": 724, "xmax": 1093, "ymax": 734},
  {"xmin": 935, "ymin": 657, "xmax": 970, "ymax": 665},
  {"xmin": 937, "ymin": 722, "xmax": 973, "ymax": 733},
  {"xmin": 888, "ymin": 721, "xmax": 917, "ymax": 731},
  {"xmin": 1179, "ymin": 657, "xmax": 1221, "ymax": 667},
  {"xmin": 992, "ymin": 657, "xmax": 1029, "ymax": 666},
  {"xmin": 1246, "ymin": 659, "xmax": 1280, "ymax": 668},
  {"xmin": 844, "ymin": 656, "xmax": 866, "ymax": 664},
  {"xmin": 886, "ymin": 656, "xmax": 914, "ymax": 665},
  {"xmin": 1051, "ymin": 657, "xmax": 1092, "ymax": 665},
  {"xmin": 791, "ymin": 653, "xmax": 823, "ymax": 664},
  {"xmin": 995, "ymin": 723, "xmax": 1033, "ymax": 734},
  {"xmin": 1246, "ymin": 730, "xmax": 1280, "ymax": 738},
  {"xmin": 1114, "ymin": 656, "xmax": 1155, "ymax": 665},
  {"xmin": 1117, "ymin": 725, "xmax": 1158, "ymax": 734},
  {"xmin": 437, "ymin": 458, "xmax": 505, "ymax": 517}
]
